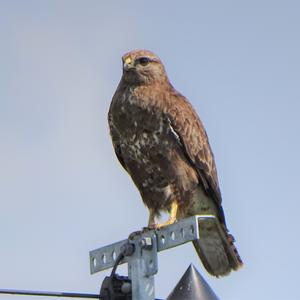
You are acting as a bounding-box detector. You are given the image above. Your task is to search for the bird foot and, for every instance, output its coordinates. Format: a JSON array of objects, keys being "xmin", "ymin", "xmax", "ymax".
[{"xmin": 150, "ymin": 217, "xmax": 177, "ymax": 229}]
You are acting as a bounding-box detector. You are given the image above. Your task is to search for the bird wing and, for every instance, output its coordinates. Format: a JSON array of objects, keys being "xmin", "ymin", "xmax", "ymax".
[
  {"xmin": 165, "ymin": 93, "xmax": 243, "ymax": 275},
  {"xmin": 165, "ymin": 92, "xmax": 225, "ymax": 222}
]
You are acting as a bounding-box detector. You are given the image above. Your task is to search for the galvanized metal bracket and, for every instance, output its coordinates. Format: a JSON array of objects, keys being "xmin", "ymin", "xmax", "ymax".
[
  {"xmin": 90, "ymin": 215, "xmax": 217, "ymax": 274},
  {"xmin": 89, "ymin": 215, "xmax": 217, "ymax": 300}
]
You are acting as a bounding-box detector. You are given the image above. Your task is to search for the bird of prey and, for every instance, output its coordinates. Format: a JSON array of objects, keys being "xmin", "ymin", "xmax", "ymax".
[{"xmin": 108, "ymin": 49, "xmax": 243, "ymax": 276}]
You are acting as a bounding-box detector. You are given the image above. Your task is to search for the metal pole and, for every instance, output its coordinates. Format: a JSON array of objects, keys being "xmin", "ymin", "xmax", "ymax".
[{"xmin": 127, "ymin": 232, "xmax": 158, "ymax": 300}]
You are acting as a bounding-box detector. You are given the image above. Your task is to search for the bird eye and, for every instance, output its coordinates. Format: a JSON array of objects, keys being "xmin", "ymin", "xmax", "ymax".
[{"xmin": 137, "ymin": 57, "xmax": 150, "ymax": 66}]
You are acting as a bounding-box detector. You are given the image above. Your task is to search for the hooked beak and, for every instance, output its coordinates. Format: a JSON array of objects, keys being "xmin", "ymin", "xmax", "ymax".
[{"xmin": 123, "ymin": 56, "xmax": 134, "ymax": 71}]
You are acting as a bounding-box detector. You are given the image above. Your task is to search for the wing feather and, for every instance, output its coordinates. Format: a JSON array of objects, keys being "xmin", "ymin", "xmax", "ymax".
[{"xmin": 165, "ymin": 92, "xmax": 225, "ymax": 222}]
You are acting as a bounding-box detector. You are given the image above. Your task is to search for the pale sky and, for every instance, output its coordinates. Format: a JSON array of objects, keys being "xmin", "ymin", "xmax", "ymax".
[{"xmin": 1, "ymin": 1, "xmax": 300, "ymax": 299}]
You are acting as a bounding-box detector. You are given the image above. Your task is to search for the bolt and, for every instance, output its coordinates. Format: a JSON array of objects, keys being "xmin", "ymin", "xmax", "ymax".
[
  {"xmin": 121, "ymin": 282, "xmax": 131, "ymax": 294},
  {"xmin": 139, "ymin": 237, "xmax": 153, "ymax": 250}
]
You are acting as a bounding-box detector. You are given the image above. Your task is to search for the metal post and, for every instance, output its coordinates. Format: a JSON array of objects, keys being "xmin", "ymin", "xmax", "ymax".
[{"xmin": 127, "ymin": 231, "xmax": 157, "ymax": 300}]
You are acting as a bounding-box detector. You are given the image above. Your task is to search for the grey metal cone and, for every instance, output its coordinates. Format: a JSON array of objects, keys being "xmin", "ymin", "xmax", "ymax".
[{"xmin": 166, "ymin": 264, "xmax": 220, "ymax": 300}]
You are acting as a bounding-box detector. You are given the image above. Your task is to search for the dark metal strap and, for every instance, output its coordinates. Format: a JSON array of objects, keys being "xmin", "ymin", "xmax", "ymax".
[{"xmin": 0, "ymin": 289, "xmax": 99, "ymax": 299}]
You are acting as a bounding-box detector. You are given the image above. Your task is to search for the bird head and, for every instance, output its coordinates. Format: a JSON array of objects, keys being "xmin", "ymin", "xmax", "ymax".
[{"xmin": 121, "ymin": 49, "xmax": 168, "ymax": 85}]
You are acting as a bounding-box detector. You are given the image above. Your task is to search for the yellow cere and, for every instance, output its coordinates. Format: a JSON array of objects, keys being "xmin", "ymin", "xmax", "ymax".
[{"xmin": 124, "ymin": 56, "xmax": 132, "ymax": 65}]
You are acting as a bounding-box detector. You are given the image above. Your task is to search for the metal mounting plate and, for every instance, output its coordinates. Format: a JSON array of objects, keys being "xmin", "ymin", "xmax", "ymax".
[
  {"xmin": 90, "ymin": 239, "xmax": 128, "ymax": 274},
  {"xmin": 89, "ymin": 215, "xmax": 217, "ymax": 274}
]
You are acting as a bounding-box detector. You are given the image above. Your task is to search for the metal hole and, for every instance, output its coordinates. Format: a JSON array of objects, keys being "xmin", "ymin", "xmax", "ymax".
[
  {"xmin": 149, "ymin": 259, "xmax": 154, "ymax": 268},
  {"xmin": 160, "ymin": 235, "xmax": 165, "ymax": 244},
  {"xmin": 190, "ymin": 225, "xmax": 195, "ymax": 234},
  {"xmin": 145, "ymin": 282, "xmax": 154, "ymax": 296},
  {"xmin": 112, "ymin": 250, "xmax": 116, "ymax": 261},
  {"xmin": 101, "ymin": 254, "xmax": 107, "ymax": 264},
  {"xmin": 180, "ymin": 228, "xmax": 185, "ymax": 238},
  {"xmin": 170, "ymin": 231, "xmax": 175, "ymax": 240},
  {"xmin": 92, "ymin": 257, "xmax": 97, "ymax": 267}
]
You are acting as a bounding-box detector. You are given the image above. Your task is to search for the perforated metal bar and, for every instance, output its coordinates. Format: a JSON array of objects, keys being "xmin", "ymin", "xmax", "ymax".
[
  {"xmin": 89, "ymin": 215, "xmax": 217, "ymax": 274},
  {"xmin": 89, "ymin": 239, "xmax": 128, "ymax": 274}
]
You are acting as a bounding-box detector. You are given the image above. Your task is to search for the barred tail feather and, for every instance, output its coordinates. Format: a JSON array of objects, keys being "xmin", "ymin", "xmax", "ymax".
[{"xmin": 193, "ymin": 217, "xmax": 243, "ymax": 277}]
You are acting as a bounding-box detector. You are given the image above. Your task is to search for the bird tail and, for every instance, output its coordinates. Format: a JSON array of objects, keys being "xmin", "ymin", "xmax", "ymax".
[{"xmin": 192, "ymin": 216, "xmax": 243, "ymax": 277}]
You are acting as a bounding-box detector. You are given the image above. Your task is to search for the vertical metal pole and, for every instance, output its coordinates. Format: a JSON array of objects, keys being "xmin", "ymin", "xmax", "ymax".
[{"xmin": 127, "ymin": 232, "xmax": 158, "ymax": 300}]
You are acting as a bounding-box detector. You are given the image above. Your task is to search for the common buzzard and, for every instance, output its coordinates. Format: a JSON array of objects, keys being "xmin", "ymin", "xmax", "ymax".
[{"xmin": 108, "ymin": 49, "xmax": 242, "ymax": 276}]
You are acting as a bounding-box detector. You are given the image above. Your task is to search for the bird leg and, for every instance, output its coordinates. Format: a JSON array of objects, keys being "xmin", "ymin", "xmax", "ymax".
[
  {"xmin": 148, "ymin": 208, "xmax": 156, "ymax": 228},
  {"xmin": 154, "ymin": 201, "xmax": 178, "ymax": 229},
  {"xmin": 128, "ymin": 209, "xmax": 156, "ymax": 239}
]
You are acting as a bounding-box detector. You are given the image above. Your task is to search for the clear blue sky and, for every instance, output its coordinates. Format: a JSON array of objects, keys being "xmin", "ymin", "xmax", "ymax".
[{"xmin": 1, "ymin": 1, "xmax": 299, "ymax": 299}]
